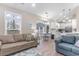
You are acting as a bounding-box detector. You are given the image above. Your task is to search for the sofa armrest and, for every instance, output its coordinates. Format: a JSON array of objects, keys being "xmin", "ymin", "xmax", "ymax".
[
  {"xmin": 55, "ymin": 36, "xmax": 62, "ymax": 44},
  {"xmin": 31, "ymin": 35, "xmax": 37, "ymax": 42},
  {"xmin": 55, "ymin": 39, "xmax": 62, "ymax": 43}
]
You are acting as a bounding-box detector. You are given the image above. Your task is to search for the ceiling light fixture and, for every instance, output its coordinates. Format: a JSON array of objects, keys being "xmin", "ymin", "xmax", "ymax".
[{"xmin": 32, "ymin": 3, "xmax": 36, "ymax": 7}]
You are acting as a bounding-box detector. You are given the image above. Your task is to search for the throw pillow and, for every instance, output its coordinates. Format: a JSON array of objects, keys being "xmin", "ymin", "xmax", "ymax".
[{"xmin": 75, "ymin": 40, "xmax": 79, "ymax": 48}]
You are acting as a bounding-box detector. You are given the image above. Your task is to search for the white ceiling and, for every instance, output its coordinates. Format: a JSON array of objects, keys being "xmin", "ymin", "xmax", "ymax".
[{"xmin": 1, "ymin": 3, "xmax": 79, "ymax": 20}]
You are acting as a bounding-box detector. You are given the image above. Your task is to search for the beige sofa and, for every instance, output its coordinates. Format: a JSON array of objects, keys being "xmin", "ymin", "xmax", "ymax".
[{"xmin": 0, "ymin": 34, "xmax": 37, "ymax": 56}]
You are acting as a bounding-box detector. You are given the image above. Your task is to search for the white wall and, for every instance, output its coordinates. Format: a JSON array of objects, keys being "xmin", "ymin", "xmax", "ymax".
[{"xmin": 0, "ymin": 5, "xmax": 40, "ymax": 34}]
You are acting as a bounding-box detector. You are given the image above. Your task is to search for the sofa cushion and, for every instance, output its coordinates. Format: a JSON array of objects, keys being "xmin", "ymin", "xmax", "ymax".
[
  {"xmin": 1, "ymin": 41, "xmax": 28, "ymax": 56},
  {"xmin": 0, "ymin": 35, "xmax": 15, "ymax": 44},
  {"xmin": 1, "ymin": 41, "xmax": 37, "ymax": 56},
  {"xmin": 13, "ymin": 34, "xmax": 25, "ymax": 42},
  {"xmin": 58, "ymin": 43, "xmax": 74, "ymax": 51},
  {"xmin": 72, "ymin": 46, "xmax": 79, "ymax": 54},
  {"xmin": 62, "ymin": 35, "xmax": 75, "ymax": 44},
  {"xmin": 75, "ymin": 35, "xmax": 79, "ymax": 43}
]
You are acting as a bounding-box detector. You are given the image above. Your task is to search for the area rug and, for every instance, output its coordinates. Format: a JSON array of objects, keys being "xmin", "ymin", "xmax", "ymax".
[{"xmin": 11, "ymin": 48, "xmax": 42, "ymax": 56}]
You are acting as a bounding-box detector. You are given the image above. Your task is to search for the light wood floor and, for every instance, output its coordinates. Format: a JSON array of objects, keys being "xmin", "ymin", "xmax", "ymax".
[{"xmin": 36, "ymin": 39, "xmax": 63, "ymax": 56}]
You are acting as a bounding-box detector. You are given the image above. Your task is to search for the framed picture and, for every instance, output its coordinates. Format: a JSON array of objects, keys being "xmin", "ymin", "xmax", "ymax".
[{"xmin": 5, "ymin": 11, "xmax": 22, "ymax": 34}]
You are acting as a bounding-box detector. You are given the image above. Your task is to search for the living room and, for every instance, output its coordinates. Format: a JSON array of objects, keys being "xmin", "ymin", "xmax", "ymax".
[{"xmin": 0, "ymin": 3, "xmax": 79, "ymax": 56}]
